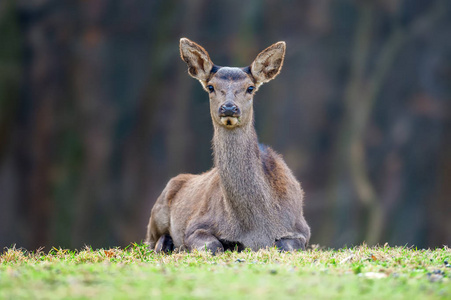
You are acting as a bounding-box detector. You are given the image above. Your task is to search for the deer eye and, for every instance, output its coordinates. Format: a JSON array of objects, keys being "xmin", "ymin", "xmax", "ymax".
[
  {"xmin": 207, "ymin": 85, "xmax": 214, "ymax": 93},
  {"xmin": 247, "ymin": 86, "xmax": 255, "ymax": 94}
]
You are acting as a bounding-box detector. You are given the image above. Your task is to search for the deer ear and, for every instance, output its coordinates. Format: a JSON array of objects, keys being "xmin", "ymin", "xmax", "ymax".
[
  {"xmin": 180, "ymin": 38, "xmax": 214, "ymax": 85},
  {"xmin": 250, "ymin": 41, "xmax": 286, "ymax": 85}
]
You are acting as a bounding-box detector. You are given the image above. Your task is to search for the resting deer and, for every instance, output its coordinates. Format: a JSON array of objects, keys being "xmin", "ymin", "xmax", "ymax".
[{"xmin": 145, "ymin": 38, "xmax": 310, "ymax": 253}]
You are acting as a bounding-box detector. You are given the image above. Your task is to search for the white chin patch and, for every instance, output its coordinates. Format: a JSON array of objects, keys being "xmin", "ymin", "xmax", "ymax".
[{"xmin": 220, "ymin": 117, "xmax": 239, "ymax": 127}]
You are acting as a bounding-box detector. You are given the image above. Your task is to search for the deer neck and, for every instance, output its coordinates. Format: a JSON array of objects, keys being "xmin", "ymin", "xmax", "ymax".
[{"xmin": 212, "ymin": 121, "xmax": 272, "ymax": 225}]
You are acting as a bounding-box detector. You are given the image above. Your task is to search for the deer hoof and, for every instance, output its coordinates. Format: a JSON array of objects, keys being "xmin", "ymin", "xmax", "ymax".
[
  {"xmin": 275, "ymin": 238, "xmax": 305, "ymax": 252},
  {"xmin": 196, "ymin": 241, "xmax": 224, "ymax": 255},
  {"xmin": 155, "ymin": 234, "xmax": 174, "ymax": 253}
]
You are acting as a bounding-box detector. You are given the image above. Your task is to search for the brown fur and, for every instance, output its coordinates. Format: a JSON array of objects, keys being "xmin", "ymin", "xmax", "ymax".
[
  {"xmin": 261, "ymin": 146, "xmax": 289, "ymax": 197},
  {"xmin": 146, "ymin": 38, "xmax": 310, "ymax": 253},
  {"xmin": 166, "ymin": 174, "xmax": 193, "ymax": 206}
]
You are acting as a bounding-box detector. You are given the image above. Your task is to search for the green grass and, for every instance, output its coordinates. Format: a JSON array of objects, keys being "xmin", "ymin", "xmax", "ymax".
[{"xmin": 1, "ymin": 244, "xmax": 450, "ymax": 299}]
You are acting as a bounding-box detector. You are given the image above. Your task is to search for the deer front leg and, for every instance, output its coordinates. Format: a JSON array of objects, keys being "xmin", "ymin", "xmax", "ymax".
[
  {"xmin": 275, "ymin": 237, "xmax": 306, "ymax": 252},
  {"xmin": 154, "ymin": 234, "xmax": 174, "ymax": 253},
  {"xmin": 185, "ymin": 229, "xmax": 224, "ymax": 254}
]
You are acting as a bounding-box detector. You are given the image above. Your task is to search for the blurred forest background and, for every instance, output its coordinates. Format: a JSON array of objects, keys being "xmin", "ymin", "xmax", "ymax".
[{"xmin": 0, "ymin": 0, "xmax": 450, "ymax": 251}]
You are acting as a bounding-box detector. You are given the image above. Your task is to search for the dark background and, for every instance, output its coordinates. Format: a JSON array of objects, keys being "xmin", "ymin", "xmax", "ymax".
[{"xmin": 0, "ymin": 0, "xmax": 450, "ymax": 251}]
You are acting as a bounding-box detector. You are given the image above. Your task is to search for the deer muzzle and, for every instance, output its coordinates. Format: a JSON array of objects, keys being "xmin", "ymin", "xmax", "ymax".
[
  {"xmin": 219, "ymin": 104, "xmax": 240, "ymax": 117},
  {"xmin": 218, "ymin": 104, "xmax": 241, "ymax": 127}
]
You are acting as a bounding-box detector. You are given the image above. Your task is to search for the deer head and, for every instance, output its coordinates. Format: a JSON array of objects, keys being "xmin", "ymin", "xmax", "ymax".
[{"xmin": 180, "ymin": 38, "xmax": 286, "ymax": 129}]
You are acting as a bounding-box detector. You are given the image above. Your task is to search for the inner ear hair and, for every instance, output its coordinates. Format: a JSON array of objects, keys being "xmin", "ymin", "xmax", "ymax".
[
  {"xmin": 180, "ymin": 38, "xmax": 214, "ymax": 83},
  {"xmin": 250, "ymin": 41, "xmax": 286, "ymax": 85}
]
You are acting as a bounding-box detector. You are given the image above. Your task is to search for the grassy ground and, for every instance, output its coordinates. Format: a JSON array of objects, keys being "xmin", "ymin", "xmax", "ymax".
[{"xmin": 0, "ymin": 244, "xmax": 450, "ymax": 299}]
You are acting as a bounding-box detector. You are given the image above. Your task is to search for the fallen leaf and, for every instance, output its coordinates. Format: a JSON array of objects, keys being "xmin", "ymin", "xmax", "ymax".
[
  {"xmin": 104, "ymin": 250, "xmax": 116, "ymax": 258},
  {"xmin": 340, "ymin": 254, "xmax": 354, "ymax": 264}
]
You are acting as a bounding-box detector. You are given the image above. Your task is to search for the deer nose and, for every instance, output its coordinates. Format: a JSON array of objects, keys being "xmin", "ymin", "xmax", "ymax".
[{"xmin": 219, "ymin": 104, "xmax": 240, "ymax": 117}]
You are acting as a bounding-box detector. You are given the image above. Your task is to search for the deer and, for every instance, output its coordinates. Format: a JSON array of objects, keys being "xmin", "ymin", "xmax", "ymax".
[{"xmin": 145, "ymin": 38, "xmax": 310, "ymax": 253}]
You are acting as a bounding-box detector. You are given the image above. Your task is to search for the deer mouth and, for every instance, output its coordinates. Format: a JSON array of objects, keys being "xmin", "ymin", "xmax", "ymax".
[{"xmin": 220, "ymin": 116, "xmax": 239, "ymax": 127}]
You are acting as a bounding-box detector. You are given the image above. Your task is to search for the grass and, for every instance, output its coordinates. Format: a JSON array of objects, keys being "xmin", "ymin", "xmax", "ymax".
[{"xmin": 0, "ymin": 244, "xmax": 450, "ymax": 299}]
